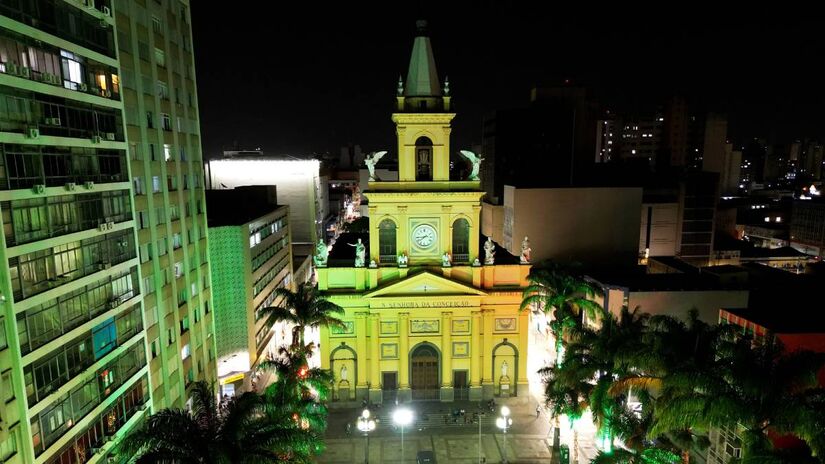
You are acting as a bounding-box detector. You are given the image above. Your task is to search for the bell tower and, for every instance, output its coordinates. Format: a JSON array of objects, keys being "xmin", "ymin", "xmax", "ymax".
[
  {"xmin": 366, "ymin": 20, "xmax": 483, "ymax": 266},
  {"xmin": 393, "ymin": 20, "xmax": 455, "ymax": 183}
]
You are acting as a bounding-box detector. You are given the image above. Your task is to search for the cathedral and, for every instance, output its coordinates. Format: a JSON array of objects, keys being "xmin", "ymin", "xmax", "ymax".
[{"xmin": 317, "ymin": 21, "xmax": 531, "ymax": 404}]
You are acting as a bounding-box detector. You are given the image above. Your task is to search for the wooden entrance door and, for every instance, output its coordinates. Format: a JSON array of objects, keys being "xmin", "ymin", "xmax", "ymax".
[{"xmin": 411, "ymin": 344, "xmax": 439, "ymax": 399}]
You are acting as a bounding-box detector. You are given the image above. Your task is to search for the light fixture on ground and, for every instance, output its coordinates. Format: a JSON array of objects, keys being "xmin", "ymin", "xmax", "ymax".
[
  {"xmin": 496, "ymin": 405, "xmax": 513, "ymax": 464},
  {"xmin": 393, "ymin": 406, "xmax": 414, "ymax": 463},
  {"xmin": 357, "ymin": 408, "xmax": 376, "ymax": 464}
]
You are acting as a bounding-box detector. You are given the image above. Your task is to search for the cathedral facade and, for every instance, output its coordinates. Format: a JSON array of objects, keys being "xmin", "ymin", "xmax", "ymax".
[{"xmin": 317, "ymin": 21, "xmax": 531, "ymax": 404}]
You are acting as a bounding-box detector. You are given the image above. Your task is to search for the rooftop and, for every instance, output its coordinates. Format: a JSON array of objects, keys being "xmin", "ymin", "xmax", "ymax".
[{"xmin": 205, "ymin": 187, "xmax": 282, "ymax": 227}]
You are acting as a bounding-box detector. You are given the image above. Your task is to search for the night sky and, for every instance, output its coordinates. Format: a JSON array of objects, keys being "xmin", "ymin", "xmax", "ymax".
[{"xmin": 191, "ymin": 7, "xmax": 825, "ymax": 159}]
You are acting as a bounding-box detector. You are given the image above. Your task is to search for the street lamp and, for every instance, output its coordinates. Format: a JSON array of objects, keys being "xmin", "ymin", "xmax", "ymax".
[
  {"xmin": 357, "ymin": 408, "xmax": 376, "ymax": 464},
  {"xmin": 496, "ymin": 406, "xmax": 513, "ymax": 464},
  {"xmin": 477, "ymin": 411, "xmax": 486, "ymax": 464},
  {"xmin": 393, "ymin": 407, "xmax": 414, "ymax": 463}
]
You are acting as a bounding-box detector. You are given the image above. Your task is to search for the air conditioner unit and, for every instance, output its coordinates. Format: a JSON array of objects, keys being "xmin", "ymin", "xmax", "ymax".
[
  {"xmin": 79, "ymin": 82, "xmax": 88, "ymax": 92},
  {"xmin": 20, "ymin": 67, "xmax": 31, "ymax": 78},
  {"xmin": 32, "ymin": 184, "xmax": 46, "ymax": 194},
  {"xmin": 26, "ymin": 127, "xmax": 39, "ymax": 138},
  {"xmin": 84, "ymin": 181, "xmax": 94, "ymax": 189},
  {"xmin": 98, "ymin": 223, "xmax": 108, "ymax": 231},
  {"xmin": 5, "ymin": 62, "xmax": 18, "ymax": 75},
  {"xmin": 65, "ymin": 182, "xmax": 76, "ymax": 191},
  {"xmin": 102, "ymin": 5, "xmax": 111, "ymax": 16},
  {"xmin": 52, "ymin": 117, "xmax": 61, "ymax": 126},
  {"xmin": 91, "ymin": 135, "xmax": 102, "ymax": 144},
  {"xmin": 106, "ymin": 221, "xmax": 115, "ymax": 229},
  {"xmin": 105, "ymin": 132, "xmax": 116, "ymax": 141},
  {"xmin": 103, "ymin": 89, "xmax": 112, "ymax": 98}
]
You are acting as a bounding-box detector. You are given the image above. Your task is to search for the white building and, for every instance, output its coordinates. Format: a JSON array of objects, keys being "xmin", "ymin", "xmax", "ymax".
[{"xmin": 206, "ymin": 157, "xmax": 325, "ymax": 244}]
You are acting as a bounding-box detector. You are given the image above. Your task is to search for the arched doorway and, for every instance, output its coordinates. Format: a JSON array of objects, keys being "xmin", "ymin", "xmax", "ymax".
[
  {"xmin": 410, "ymin": 343, "xmax": 439, "ymax": 400},
  {"xmin": 492, "ymin": 340, "xmax": 518, "ymax": 397},
  {"xmin": 415, "ymin": 136, "xmax": 433, "ymax": 181},
  {"xmin": 451, "ymin": 218, "xmax": 470, "ymax": 263}
]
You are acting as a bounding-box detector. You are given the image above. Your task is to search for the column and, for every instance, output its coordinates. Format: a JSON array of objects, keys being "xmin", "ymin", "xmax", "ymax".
[
  {"xmin": 355, "ymin": 313, "xmax": 368, "ymax": 400},
  {"xmin": 398, "ymin": 312, "xmax": 411, "ymax": 401},
  {"xmin": 440, "ymin": 311, "xmax": 453, "ymax": 401},
  {"xmin": 482, "ymin": 309, "xmax": 494, "ymax": 399},
  {"xmin": 368, "ymin": 313, "xmax": 382, "ymax": 403},
  {"xmin": 469, "ymin": 311, "xmax": 482, "ymax": 400},
  {"xmin": 517, "ymin": 309, "xmax": 530, "ymax": 397}
]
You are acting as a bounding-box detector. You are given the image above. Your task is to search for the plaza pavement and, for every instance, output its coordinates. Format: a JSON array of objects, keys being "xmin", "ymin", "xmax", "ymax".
[{"xmin": 319, "ymin": 398, "xmax": 562, "ymax": 463}]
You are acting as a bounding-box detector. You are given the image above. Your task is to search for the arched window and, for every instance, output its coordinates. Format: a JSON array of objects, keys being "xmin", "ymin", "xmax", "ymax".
[
  {"xmin": 415, "ymin": 136, "xmax": 433, "ymax": 181},
  {"xmin": 378, "ymin": 219, "xmax": 397, "ymax": 264},
  {"xmin": 452, "ymin": 218, "xmax": 470, "ymax": 263}
]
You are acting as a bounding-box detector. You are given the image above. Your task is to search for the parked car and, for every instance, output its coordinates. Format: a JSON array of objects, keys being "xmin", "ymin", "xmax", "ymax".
[{"xmin": 417, "ymin": 450, "xmax": 436, "ymax": 463}]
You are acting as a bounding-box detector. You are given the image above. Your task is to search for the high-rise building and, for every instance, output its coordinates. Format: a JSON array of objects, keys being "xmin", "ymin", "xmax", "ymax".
[
  {"xmin": 114, "ymin": 0, "xmax": 216, "ymax": 414},
  {"xmin": 0, "ymin": 1, "xmax": 147, "ymax": 463},
  {"xmin": 0, "ymin": 1, "xmax": 215, "ymax": 462},
  {"xmin": 205, "ymin": 187, "xmax": 293, "ymax": 396}
]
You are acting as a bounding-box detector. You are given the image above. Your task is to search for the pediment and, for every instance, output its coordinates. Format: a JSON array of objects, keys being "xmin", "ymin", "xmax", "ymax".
[{"xmin": 364, "ymin": 271, "xmax": 487, "ymax": 298}]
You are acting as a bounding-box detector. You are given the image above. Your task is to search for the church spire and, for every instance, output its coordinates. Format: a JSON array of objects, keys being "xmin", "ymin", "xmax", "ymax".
[{"xmin": 404, "ymin": 20, "xmax": 441, "ymax": 97}]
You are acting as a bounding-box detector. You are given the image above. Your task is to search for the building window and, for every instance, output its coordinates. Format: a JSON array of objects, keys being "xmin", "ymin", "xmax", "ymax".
[
  {"xmin": 152, "ymin": 176, "xmax": 161, "ymax": 193},
  {"xmin": 0, "ymin": 318, "xmax": 7, "ymax": 350},
  {"xmin": 415, "ymin": 136, "xmax": 433, "ymax": 181},
  {"xmin": 180, "ymin": 316, "xmax": 189, "ymax": 334},
  {"xmin": 452, "ymin": 218, "xmax": 470, "ymax": 263},
  {"xmin": 1, "ymin": 370, "xmax": 13, "ymax": 402},
  {"xmin": 161, "ymin": 113, "xmax": 172, "ymax": 131},
  {"xmin": 146, "ymin": 111, "xmax": 154, "ymax": 128},
  {"xmin": 181, "ymin": 343, "xmax": 190, "ymax": 360},
  {"xmin": 133, "ymin": 177, "xmax": 145, "ymax": 195},
  {"xmin": 378, "ymin": 219, "xmax": 397, "ymax": 264},
  {"xmin": 152, "ymin": 16, "xmax": 163, "ymax": 34},
  {"xmin": 174, "ymin": 262, "xmax": 183, "ymax": 278},
  {"xmin": 157, "ymin": 80, "xmax": 169, "ymax": 99},
  {"xmin": 151, "ymin": 338, "xmax": 159, "ymax": 358},
  {"xmin": 172, "ymin": 233, "xmax": 182, "ymax": 249},
  {"xmin": 154, "ymin": 47, "xmax": 166, "ymax": 68},
  {"xmin": 0, "ymin": 427, "xmax": 18, "ymax": 461}
]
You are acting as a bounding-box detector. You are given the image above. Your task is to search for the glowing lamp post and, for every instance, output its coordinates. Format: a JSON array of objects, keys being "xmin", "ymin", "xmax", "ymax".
[
  {"xmin": 357, "ymin": 408, "xmax": 376, "ymax": 464},
  {"xmin": 496, "ymin": 406, "xmax": 513, "ymax": 464},
  {"xmin": 393, "ymin": 407, "xmax": 414, "ymax": 463}
]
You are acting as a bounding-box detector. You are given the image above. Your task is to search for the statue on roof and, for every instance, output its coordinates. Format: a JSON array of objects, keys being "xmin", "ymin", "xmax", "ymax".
[
  {"xmin": 442, "ymin": 251, "xmax": 452, "ymax": 267},
  {"xmin": 347, "ymin": 238, "xmax": 366, "ymax": 267},
  {"xmin": 459, "ymin": 150, "xmax": 484, "ymax": 181},
  {"xmin": 520, "ymin": 236, "xmax": 532, "ymax": 264},
  {"xmin": 365, "ymin": 151, "xmax": 388, "ymax": 181},
  {"xmin": 313, "ymin": 239, "xmax": 328, "ymax": 267},
  {"xmin": 484, "ymin": 236, "xmax": 496, "ymax": 265}
]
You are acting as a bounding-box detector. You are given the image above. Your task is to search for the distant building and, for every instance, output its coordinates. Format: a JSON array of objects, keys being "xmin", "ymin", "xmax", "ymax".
[
  {"xmin": 677, "ymin": 171, "xmax": 720, "ymax": 265},
  {"xmin": 790, "ymin": 198, "xmax": 825, "ymax": 256},
  {"xmin": 587, "ymin": 269, "xmax": 749, "ymax": 324},
  {"xmin": 481, "ymin": 84, "xmax": 598, "ymax": 203},
  {"xmin": 482, "ymin": 186, "xmax": 643, "ymax": 268},
  {"xmin": 206, "ymin": 187, "xmax": 293, "ymax": 396},
  {"xmin": 206, "ymin": 155, "xmax": 325, "ymax": 244}
]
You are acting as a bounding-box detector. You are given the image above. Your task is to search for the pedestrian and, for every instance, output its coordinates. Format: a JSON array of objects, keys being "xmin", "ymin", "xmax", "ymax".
[{"xmin": 536, "ymin": 404, "xmax": 541, "ymax": 418}]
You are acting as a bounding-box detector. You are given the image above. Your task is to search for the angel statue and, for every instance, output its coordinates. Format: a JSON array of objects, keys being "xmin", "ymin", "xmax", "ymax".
[
  {"xmin": 364, "ymin": 151, "xmax": 388, "ymax": 181},
  {"xmin": 458, "ymin": 150, "xmax": 484, "ymax": 181}
]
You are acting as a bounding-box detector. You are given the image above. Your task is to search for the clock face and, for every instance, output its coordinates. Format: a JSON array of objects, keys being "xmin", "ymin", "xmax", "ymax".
[{"xmin": 412, "ymin": 224, "xmax": 437, "ymax": 248}]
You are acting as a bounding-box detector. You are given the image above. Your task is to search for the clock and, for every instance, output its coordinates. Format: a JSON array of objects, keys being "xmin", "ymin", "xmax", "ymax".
[{"xmin": 412, "ymin": 224, "xmax": 437, "ymax": 248}]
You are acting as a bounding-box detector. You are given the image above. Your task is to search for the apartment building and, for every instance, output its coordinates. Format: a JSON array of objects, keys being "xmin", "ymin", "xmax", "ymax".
[
  {"xmin": 113, "ymin": 0, "xmax": 215, "ymax": 416},
  {"xmin": 0, "ymin": 0, "xmax": 214, "ymax": 462},
  {"xmin": 206, "ymin": 187, "xmax": 293, "ymax": 396}
]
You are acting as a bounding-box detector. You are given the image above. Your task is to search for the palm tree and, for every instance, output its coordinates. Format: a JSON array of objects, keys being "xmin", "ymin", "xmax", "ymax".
[
  {"xmin": 542, "ymin": 306, "xmax": 650, "ymax": 456},
  {"xmin": 521, "ymin": 263, "xmax": 602, "ymax": 367},
  {"xmin": 259, "ymin": 344, "xmax": 334, "ymax": 436},
  {"xmin": 121, "ymin": 381, "xmax": 317, "ymax": 463},
  {"xmin": 258, "ymin": 282, "xmax": 345, "ymax": 348},
  {"xmin": 651, "ymin": 335, "xmax": 825, "ymax": 462}
]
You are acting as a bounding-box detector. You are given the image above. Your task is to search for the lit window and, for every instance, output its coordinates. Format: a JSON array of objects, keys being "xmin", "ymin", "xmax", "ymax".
[
  {"xmin": 164, "ymin": 143, "xmax": 172, "ymax": 161},
  {"xmin": 181, "ymin": 344, "xmax": 190, "ymax": 359}
]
